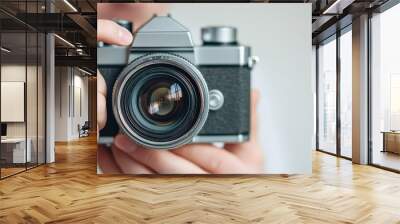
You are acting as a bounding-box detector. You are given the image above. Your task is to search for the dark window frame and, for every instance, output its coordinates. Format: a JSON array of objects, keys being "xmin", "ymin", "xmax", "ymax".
[{"xmin": 315, "ymin": 24, "xmax": 352, "ymax": 161}]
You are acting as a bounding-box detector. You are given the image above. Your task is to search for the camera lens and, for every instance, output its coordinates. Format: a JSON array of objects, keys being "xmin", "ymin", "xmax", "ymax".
[
  {"xmin": 122, "ymin": 65, "xmax": 202, "ymax": 143},
  {"xmin": 113, "ymin": 53, "xmax": 209, "ymax": 149}
]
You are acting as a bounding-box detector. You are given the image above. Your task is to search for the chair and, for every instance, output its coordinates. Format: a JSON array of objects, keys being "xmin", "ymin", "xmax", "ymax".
[{"xmin": 78, "ymin": 121, "xmax": 90, "ymax": 138}]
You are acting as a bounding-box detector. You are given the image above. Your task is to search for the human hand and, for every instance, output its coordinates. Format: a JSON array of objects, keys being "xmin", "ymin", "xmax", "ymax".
[
  {"xmin": 97, "ymin": 19, "xmax": 133, "ymax": 130},
  {"xmin": 98, "ymin": 90, "xmax": 264, "ymax": 174}
]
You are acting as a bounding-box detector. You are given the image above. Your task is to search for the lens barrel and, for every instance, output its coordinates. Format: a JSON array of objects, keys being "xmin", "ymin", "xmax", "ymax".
[{"xmin": 113, "ymin": 53, "xmax": 209, "ymax": 149}]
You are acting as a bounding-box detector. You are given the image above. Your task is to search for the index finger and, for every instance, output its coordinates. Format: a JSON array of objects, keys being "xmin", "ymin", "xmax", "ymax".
[{"xmin": 97, "ymin": 19, "xmax": 133, "ymax": 46}]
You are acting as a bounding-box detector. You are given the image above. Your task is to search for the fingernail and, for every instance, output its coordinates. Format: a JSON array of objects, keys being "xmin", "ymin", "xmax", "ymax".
[
  {"xmin": 118, "ymin": 28, "xmax": 133, "ymax": 45},
  {"xmin": 115, "ymin": 135, "xmax": 137, "ymax": 153}
]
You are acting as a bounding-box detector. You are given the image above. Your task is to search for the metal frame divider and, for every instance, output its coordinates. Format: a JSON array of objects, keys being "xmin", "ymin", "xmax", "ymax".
[{"xmin": 336, "ymin": 26, "xmax": 342, "ymax": 158}]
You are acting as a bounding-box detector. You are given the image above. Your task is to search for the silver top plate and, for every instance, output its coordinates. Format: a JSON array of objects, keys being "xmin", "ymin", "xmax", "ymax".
[{"xmin": 194, "ymin": 45, "xmax": 251, "ymax": 66}]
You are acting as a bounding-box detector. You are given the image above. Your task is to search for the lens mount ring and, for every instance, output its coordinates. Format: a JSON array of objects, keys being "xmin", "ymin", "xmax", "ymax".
[{"xmin": 113, "ymin": 53, "xmax": 209, "ymax": 150}]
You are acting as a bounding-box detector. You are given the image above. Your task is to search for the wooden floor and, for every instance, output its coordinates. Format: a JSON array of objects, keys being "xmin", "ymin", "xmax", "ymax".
[
  {"xmin": 0, "ymin": 167, "xmax": 26, "ymax": 178},
  {"xmin": 1, "ymin": 136, "xmax": 400, "ymax": 223},
  {"xmin": 1, "ymin": 163, "xmax": 45, "ymax": 178}
]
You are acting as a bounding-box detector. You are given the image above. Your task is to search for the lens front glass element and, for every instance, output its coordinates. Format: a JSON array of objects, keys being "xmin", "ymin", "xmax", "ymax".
[
  {"xmin": 137, "ymin": 76, "xmax": 190, "ymax": 132},
  {"xmin": 140, "ymin": 80, "xmax": 183, "ymax": 123},
  {"xmin": 120, "ymin": 64, "xmax": 201, "ymax": 143}
]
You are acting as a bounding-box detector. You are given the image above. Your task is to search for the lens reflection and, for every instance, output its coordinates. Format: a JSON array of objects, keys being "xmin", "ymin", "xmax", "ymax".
[
  {"xmin": 139, "ymin": 78, "xmax": 187, "ymax": 126},
  {"xmin": 148, "ymin": 83, "xmax": 183, "ymax": 116}
]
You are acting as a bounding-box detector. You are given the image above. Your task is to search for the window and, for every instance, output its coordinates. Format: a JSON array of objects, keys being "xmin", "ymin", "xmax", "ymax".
[
  {"xmin": 339, "ymin": 29, "xmax": 352, "ymax": 158},
  {"xmin": 371, "ymin": 2, "xmax": 400, "ymax": 171},
  {"xmin": 317, "ymin": 26, "xmax": 353, "ymax": 159},
  {"xmin": 318, "ymin": 37, "xmax": 337, "ymax": 154}
]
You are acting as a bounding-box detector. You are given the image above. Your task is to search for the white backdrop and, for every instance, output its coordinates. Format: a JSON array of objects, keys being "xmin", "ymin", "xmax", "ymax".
[{"xmin": 170, "ymin": 4, "xmax": 313, "ymax": 173}]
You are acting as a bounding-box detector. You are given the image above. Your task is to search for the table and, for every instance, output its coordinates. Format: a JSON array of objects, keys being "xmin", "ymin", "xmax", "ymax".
[
  {"xmin": 1, "ymin": 138, "xmax": 32, "ymax": 164},
  {"xmin": 382, "ymin": 131, "xmax": 400, "ymax": 154}
]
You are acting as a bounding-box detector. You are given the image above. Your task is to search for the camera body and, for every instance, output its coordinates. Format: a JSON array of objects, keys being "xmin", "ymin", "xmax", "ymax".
[{"xmin": 98, "ymin": 16, "xmax": 257, "ymax": 149}]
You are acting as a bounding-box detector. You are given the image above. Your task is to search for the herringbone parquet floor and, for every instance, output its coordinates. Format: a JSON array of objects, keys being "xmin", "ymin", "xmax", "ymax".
[{"xmin": 1, "ymin": 135, "xmax": 400, "ymax": 223}]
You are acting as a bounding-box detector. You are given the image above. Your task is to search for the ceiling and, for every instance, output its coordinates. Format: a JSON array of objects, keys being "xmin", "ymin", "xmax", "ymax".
[
  {"xmin": 0, "ymin": 0, "xmax": 96, "ymax": 14},
  {"xmin": 0, "ymin": 32, "xmax": 45, "ymax": 64},
  {"xmin": 0, "ymin": 0, "xmax": 98, "ymax": 73},
  {"xmin": 309, "ymin": 0, "xmax": 390, "ymax": 43},
  {"xmin": 0, "ymin": 0, "xmax": 395, "ymax": 71}
]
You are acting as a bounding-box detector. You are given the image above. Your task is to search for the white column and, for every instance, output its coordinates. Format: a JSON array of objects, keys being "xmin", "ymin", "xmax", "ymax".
[
  {"xmin": 46, "ymin": 32, "xmax": 55, "ymax": 163},
  {"xmin": 45, "ymin": 0, "xmax": 56, "ymax": 163},
  {"xmin": 352, "ymin": 14, "xmax": 369, "ymax": 164}
]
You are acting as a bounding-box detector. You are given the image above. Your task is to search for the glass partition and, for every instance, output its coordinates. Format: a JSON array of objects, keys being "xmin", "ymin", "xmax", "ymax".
[
  {"xmin": 1, "ymin": 30, "xmax": 28, "ymax": 177},
  {"xmin": 0, "ymin": 1, "xmax": 46, "ymax": 179}
]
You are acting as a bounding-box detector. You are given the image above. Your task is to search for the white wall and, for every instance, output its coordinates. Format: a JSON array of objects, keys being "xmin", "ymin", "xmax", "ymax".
[
  {"xmin": 169, "ymin": 4, "xmax": 313, "ymax": 173},
  {"xmin": 54, "ymin": 67, "xmax": 89, "ymax": 141},
  {"xmin": 1, "ymin": 65, "xmax": 38, "ymax": 138},
  {"xmin": 55, "ymin": 66, "xmax": 68, "ymax": 141},
  {"xmin": 72, "ymin": 73, "xmax": 89, "ymax": 138},
  {"xmin": 1, "ymin": 63, "xmax": 46, "ymax": 164}
]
